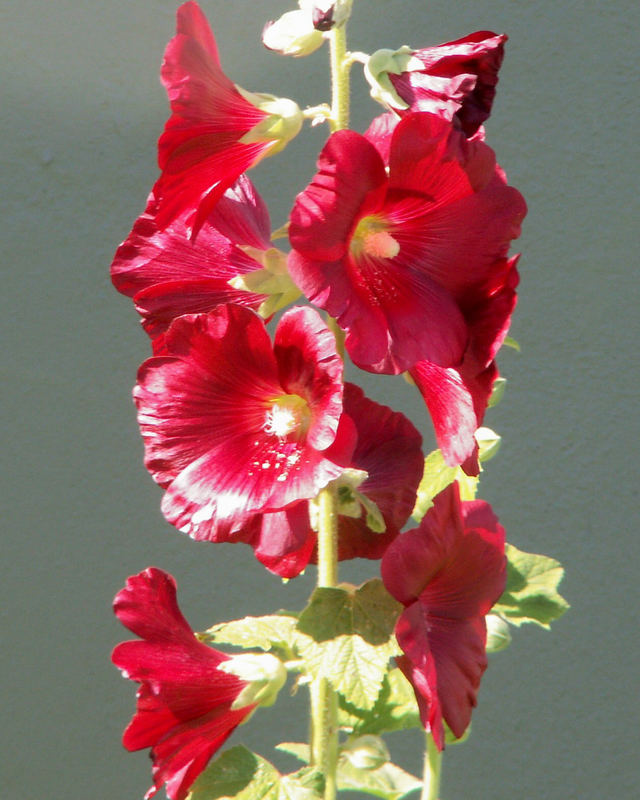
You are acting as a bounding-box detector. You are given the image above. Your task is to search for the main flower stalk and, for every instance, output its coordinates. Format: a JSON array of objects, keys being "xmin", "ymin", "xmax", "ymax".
[{"xmin": 421, "ymin": 733, "xmax": 442, "ymax": 800}]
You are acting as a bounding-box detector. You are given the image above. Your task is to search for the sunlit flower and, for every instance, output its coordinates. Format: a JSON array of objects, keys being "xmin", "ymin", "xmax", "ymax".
[
  {"xmin": 381, "ymin": 483, "xmax": 506, "ymax": 749},
  {"xmin": 289, "ymin": 111, "xmax": 526, "ymax": 374},
  {"xmin": 134, "ymin": 305, "xmax": 355, "ymax": 543},
  {"xmin": 112, "ymin": 567, "xmax": 256, "ymax": 800},
  {"xmin": 110, "ymin": 176, "xmax": 272, "ymax": 351},
  {"xmin": 365, "ymin": 32, "xmax": 507, "ymax": 137},
  {"xmin": 154, "ymin": 1, "xmax": 302, "ymax": 239}
]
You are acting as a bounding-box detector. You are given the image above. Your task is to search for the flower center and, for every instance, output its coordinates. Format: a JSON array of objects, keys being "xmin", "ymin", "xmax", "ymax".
[
  {"xmin": 350, "ymin": 215, "xmax": 400, "ymax": 260},
  {"xmin": 263, "ymin": 394, "xmax": 310, "ymax": 439}
]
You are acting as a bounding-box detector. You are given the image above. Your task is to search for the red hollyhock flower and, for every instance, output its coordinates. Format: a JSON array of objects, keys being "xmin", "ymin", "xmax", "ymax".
[
  {"xmin": 410, "ymin": 256, "xmax": 520, "ymax": 475},
  {"xmin": 288, "ymin": 111, "xmax": 526, "ymax": 374},
  {"xmin": 112, "ymin": 567, "xmax": 255, "ymax": 800},
  {"xmin": 111, "ymin": 176, "xmax": 272, "ymax": 351},
  {"xmin": 381, "ymin": 482, "xmax": 506, "ymax": 750},
  {"xmin": 134, "ymin": 304, "xmax": 356, "ymax": 543},
  {"xmin": 154, "ymin": 1, "xmax": 302, "ymax": 239},
  {"xmin": 366, "ymin": 32, "xmax": 507, "ymax": 137},
  {"xmin": 248, "ymin": 382, "xmax": 424, "ymax": 578}
]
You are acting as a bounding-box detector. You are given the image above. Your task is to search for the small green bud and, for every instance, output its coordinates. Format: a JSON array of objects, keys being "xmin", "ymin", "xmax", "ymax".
[
  {"xmin": 476, "ymin": 426, "xmax": 502, "ymax": 462},
  {"xmin": 218, "ymin": 653, "xmax": 287, "ymax": 710},
  {"xmin": 262, "ymin": 10, "xmax": 324, "ymax": 58},
  {"xmin": 341, "ymin": 735, "xmax": 390, "ymax": 771},
  {"xmin": 485, "ymin": 613, "xmax": 512, "ymax": 653},
  {"xmin": 488, "ymin": 377, "xmax": 507, "ymax": 408}
]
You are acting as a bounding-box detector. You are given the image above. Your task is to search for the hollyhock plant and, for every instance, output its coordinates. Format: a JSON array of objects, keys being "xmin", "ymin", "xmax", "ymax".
[
  {"xmin": 289, "ymin": 111, "xmax": 526, "ymax": 374},
  {"xmin": 112, "ymin": 568, "xmax": 258, "ymax": 800},
  {"xmin": 134, "ymin": 304, "xmax": 356, "ymax": 543},
  {"xmin": 111, "ymin": 5, "xmax": 569, "ymax": 800},
  {"xmin": 247, "ymin": 381, "xmax": 424, "ymax": 577},
  {"xmin": 365, "ymin": 31, "xmax": 507, "ymax": 137},
  {"xmin": 154, "ymin": 1, "xmax": 303, "ymax": 239},
  {"xmin": 111, "ymin": 175, "xmax": 277, "ymax": 351},
  {"xmin": 381, "ymin": 482, "xmax": 507, "ymax": 749}
]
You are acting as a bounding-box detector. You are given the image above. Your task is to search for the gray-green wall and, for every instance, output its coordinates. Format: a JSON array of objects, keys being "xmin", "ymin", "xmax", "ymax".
[{"xmin": 2, "ymin": 1, "xmax": 637, "ymax": 797}]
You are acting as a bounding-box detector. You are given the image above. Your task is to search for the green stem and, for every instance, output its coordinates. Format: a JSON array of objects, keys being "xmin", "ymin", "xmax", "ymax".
[
  {"xmin": 421, "ymin": 733, "xmax": 442, "ymax": 800},
  {"xmin": 328, "ymin": 22, "xmax": 350, "ymax": 132},
  {"xmin": 311, "ymin": 485, "xmax": 339, "ymax": 799}
]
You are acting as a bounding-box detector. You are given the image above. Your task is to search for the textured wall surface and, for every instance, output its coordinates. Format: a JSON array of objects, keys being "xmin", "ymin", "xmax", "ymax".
[{"xmin": 2, "ymin": 1, "xmax": 638, "ymax": 798}]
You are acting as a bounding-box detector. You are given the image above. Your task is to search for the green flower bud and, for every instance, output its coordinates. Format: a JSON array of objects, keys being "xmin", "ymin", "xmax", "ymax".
[
  {"xmin": 218, "ymin": 653, "xmax": 287, "ymax": 710},
  {"xmin": 485, "ymin": 613, "xmax": 512, "ymax": 653},
  {"xmin": 476, "ymin": 427, "xmax": 502, "ymax": 462},
  {"xmin": 237, "ymin": 90, "xmax": 303, "ymax": 155},
  {"xmin": 262, "ymin": 10, "xmax": 324, "ymax": 58},
  {"xmin": 342, "ymin": 735, "xmax": 390, "ymax": 771}
]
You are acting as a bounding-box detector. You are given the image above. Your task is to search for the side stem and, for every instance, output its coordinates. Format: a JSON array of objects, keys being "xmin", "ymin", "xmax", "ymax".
[
  {"xmin": 421, "ymin": 732, "xmax": 443, "ymax": 800},
  {"xmin": 328, "ymin": 21, "xmax": 350, "ymax": 132}
]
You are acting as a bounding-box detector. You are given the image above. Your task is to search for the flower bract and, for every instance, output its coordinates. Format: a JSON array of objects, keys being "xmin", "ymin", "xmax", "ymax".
[
  {"xmin": 111, "ymin": 567, "xmax": 256, "ymax": 800},
  {"xmin": 381, "ymin": 482, "xmax": 506, "ymax": 749}
]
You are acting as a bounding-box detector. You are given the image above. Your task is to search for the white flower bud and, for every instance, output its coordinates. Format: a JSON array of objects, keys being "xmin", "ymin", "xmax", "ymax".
[
  {"xmin": 342, "ymin": 735, "xmax": 390, "ymax": 770},
  {"xmin": 263, "ymin": 10, "xmax": 324, "ymax": 57}
]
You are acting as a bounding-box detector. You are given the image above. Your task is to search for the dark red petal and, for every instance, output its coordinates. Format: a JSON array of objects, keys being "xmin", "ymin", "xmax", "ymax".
[
  {"xmin": 289, "ymin": 130, "xmax": 388, "ymax": 262},
  {"xmin": 381, "ymin": 485, "xmax": 464, "ymax": 606}
]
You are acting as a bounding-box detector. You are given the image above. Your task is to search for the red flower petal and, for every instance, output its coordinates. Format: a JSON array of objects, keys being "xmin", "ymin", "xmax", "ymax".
[
  {"xmin": 112, "ymin": 568, "xmax": 253, "ymax": 800},
  {"xmin": 381, "ymin": 484, "xmax": 506, "ymax": 747}
]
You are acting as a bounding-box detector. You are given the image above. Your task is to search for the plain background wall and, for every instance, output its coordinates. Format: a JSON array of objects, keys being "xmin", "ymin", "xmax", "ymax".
[{"xmin": 2, "ymin": 0, "xmax": 638, "ymax": 797}]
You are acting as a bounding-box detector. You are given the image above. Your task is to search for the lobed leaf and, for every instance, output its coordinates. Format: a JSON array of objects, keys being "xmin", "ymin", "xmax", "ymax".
[
  {"xmin": 493, "ymin": 543, "xmax": 569, "ymax": 628},
  {"xmin": 200, "ymin": 613, "xmax": 299, "ymax": 659},
  {"xmin": 188, "ymin": 746, "xmax": 323, "ymax": 800},
  {"xmin": 338, "ymin": 668, "xmax": 420, "ymax": 735}
]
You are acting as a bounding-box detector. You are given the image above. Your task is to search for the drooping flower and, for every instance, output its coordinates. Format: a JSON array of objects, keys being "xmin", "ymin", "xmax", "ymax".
[
  {"xmin": 381, "ymin": 482, "xmax": 506, "ymax": 750},
  {"xmin": 410, "ymin": 256, "xmax": 520, "ymax": 474},
  {"xmin": 365, "ymin": 32, "xmax": 507, "ymax": 137},
  {"xmin": 248, "ymin": 382, "xmax": 424, "ymax": 578},
  {"xmin": 288, "ymin": 111, "xmax": 526, "ymax": 375},
  {"xmin": 110, "ymin": 175, "xmax": 274, "ymax": 351},
  {"xmin": 112, "ymin": 568, "xmax": 256, "ymax": 800},
  {"xmin": 154, "ymin": 1, "xmax": 302, "ymax": 239},
  {"xmin": 134, "ymin": 304, "xmax": 356, "ymax": 543}
]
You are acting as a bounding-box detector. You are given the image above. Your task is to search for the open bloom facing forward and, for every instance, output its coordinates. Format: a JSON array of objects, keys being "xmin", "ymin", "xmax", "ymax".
[
  {"xmin": 366, "ymin": 32, "xmax": 507, "ymax": 137},
  {"xmin": 111, "ymin": 175, "xmax": 273, "ymax": 351},
  {"xmin": 248, "ymin": 382, "xmax": 424, "ymax": 578},
  {"xmin": 154, "ymin": 1, "xmax": 302, "ymax": 239},
  {"xmin": 288, "ymin": 112, "xmax": 526, "ymax": 374},
  {"xmin": 134, "ymin": 304, "xmax": 355, "ymax": 543},
  {"xmin": 381, "ymin": 483, "xmax": 506, "ymax": 749},
  {"xmin": 112, "ymin": 568, "xmax": 256, "ymax": 800}
]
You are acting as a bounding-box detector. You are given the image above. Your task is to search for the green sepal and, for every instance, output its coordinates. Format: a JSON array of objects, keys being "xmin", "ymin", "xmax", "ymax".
[
  {"xmin": 228, "ymin": 246, "xmax": 301, "ymax": 318},
  {"xmin": 337, "ymin": 668, "xmax": 420, "ymax": 735},
  {"xmin": 295, "ymin": 580, "xmax": 402, "ymax": 710},
  {"xmin": 488, "ymin": 377, "xmax": 507, "ymax": 408},
  {"xmin": 493, "ymin": 543, "xmax": 570, "ymax": 629},
  {"xmin": 411, "ymin": 428, "xmax": 502, "ymax": 522},
  {"xmin": 276, "ymin": 741, "xmax": 421, "ymax": 799},
  {"xmin": 199, "ymin": 613, "xmax": 299, "ymax": 660},
  {"xmin": 187, "ymin": 746, "xmax": 323, "ymax": 800}
]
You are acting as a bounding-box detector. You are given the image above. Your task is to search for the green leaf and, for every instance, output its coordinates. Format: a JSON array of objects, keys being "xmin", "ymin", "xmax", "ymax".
[
  {"xmin": 276, "ymin": 742, "xmax": 422, "ymax": 800},
  {"xmin": 295, "ymin": 580, "xmax": 402, "ymax": 710},
  {"xmin": 188, "ymin": 746, "xmax": 323, "ymax": 800},
  {"xmin": 337, "ymin": 759, "xmax": 421, "ymax": 799},
  {"xmin": 338, "ymin": 668, "xmax": 420, "ymax": 735},
  {"xmin": 411, "ymin": 430, "xmax": 503, "ymax": 522},
  {"xmin": 503, "ymin": 335, "xmax": 521, "ymax": 351},
  {"xmin": 493, "ymin": 543, "xmax": 570, "ymax": 629},
  {"xmin": 200, "ymin": 613, "xmax": 299, "ymax": 659}
]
